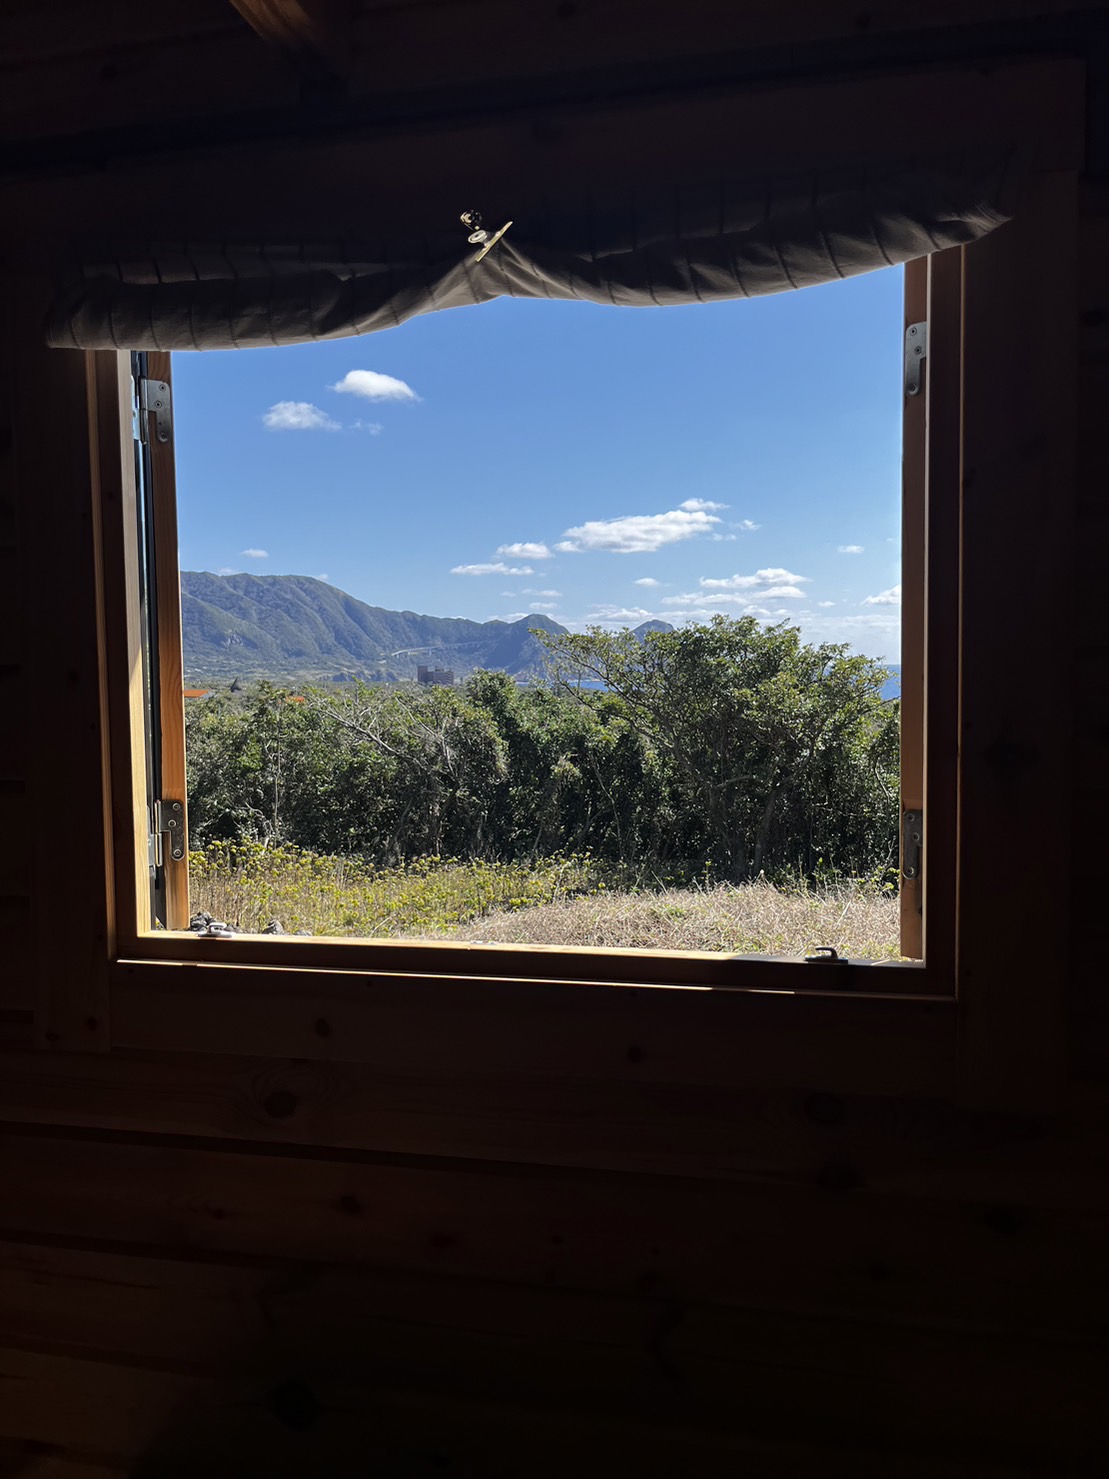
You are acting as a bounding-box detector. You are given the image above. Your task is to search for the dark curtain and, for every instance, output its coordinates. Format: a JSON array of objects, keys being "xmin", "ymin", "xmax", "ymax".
[{"xmin": 46, "ymin": 153, "xmax": 1015, "ymax": 350}]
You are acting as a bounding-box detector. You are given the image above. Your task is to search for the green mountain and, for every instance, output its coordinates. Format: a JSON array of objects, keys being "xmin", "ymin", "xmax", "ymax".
[{"xmin": 180, "ymin": 571, "xmax": 575, "ymax": 683}]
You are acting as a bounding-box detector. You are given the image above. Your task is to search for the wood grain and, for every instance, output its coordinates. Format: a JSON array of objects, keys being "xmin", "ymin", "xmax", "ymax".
[
  {"xmin": 0, "ymin": 1241, "xmax": 1104, "ymax": 1474},
  {"xmin": 10, "ymin": 287, "xmax": 110, "ymax": 1054},
  {"xmin": 90, "ymin": 352, "xmax": 147, "ymax": 988},
  {"xmin": 144, "ymin": 352, "xmax": 189, "ymax": 931},
  {"xmin": 2, "ymin": 60, "xmax": 1084, "ymax": 252},
  {"xmin": 108, "ymin": 960, "xmax": 955, "ymax": 1094},
  {"xmin": 899, "ymin": 257, "xmax": 927, "ymax": 960},
  {"xmin": 0, "ymin": 1046, "xmax": 1064, "ymax": 1192},
  {"xmin": 0, "ymin": 1130, "xmax": 1104, "ymax": 1338},
  {"xmin": 229, "ymin": 0, "xmax": 354, "ymax": 81},
  {"xmin": 956, "ymin": 174, "xmax": 1079, "ymax": 1110}
]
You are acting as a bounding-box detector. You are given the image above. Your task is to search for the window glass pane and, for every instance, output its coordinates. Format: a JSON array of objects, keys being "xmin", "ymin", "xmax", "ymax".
[{"xmin": 172, "ymin": 267, "xmax": 905, "ymax": 958}]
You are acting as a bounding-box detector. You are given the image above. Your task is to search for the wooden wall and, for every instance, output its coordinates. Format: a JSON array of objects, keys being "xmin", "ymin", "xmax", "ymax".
[{"xmin": 2, "ymin": 4, "xmax": 1109, "ymax": 1474}]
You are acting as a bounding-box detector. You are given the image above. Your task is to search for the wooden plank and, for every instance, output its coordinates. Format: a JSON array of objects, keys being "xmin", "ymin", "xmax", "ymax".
[
  {"xmin": 229, "ymin": 0, "xmax": 354, "ymax": 82},
  {"xmin": 0, "ymin": 0, "xmax": 241, "ymax": 64},
  {"xmin": 0, "ymin": 1241, "xmax": 1105, "ymax": 1473},
  {"xmin": 91, "ymin": 353, "xmax": 148, "ymax": 963},
  {"xmin": 2, "ymin": 60, "xmax": 1085, "ymax": 249},
  {"xmin": 0, "ymin": 1130, "xmax": 1105, "ymax": 1337},
  {"xmin": 2, "ymin": 1339, "xmax": 1071, "ymax": 1479},
  {"xmin": 0, "ymin": 1046, "xmax": 1066, "ymax": 1193},
  {"xmin": 9, "ymin": 283, "xmax": 110, "ymax": 1054},
  {"xmin": 0, "ymin": 28, "xmax": 297, "ymax": 146},
  {"xmin": 0, "ymin": 660, "xmax": 27, "ymax": 778},
  {"xmin": 900, "ymin": 257, "xmax": 927, "ymax": 959},
  {"xmin": 922, "ymin": 244, "xmax": 965, "ymax": 983},
  {"xmin": 0, "ymin": 785, "xmax": 30, "ymax": 895},
  {"xmin": 1068, "ymin": 192, "xmax": 1109, "ymax": 1077},
  {"xmin": 956, "ymin": 173, "xmax": 1079, "ymax": 1110},
  {"xmin": 122, "ymin": 929, "xmax": 938, "ymax": 993},
  {"xmin": 108, "ymin": 961, "xmax": 955, "ymax": 1095},
  {"xmin": 0, "ymin": 899, "xmax": 34, "ymax": 1011},
  {"xmin": 143, "ymin": 352, "xmax": 189, "ymax": 931},
  {"xmin": 349, "ymin": 0, "xmax": 1108, "ymax": 101},
  {"xmin": 0, "ymin": 1450, "xmax": 125, "ymax": 1479}
]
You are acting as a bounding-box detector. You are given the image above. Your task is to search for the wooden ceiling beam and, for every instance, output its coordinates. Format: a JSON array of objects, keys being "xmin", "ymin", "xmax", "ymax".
[{"xmin": 228, "ymin": 0, "xmax": 353, "ymax": 84}]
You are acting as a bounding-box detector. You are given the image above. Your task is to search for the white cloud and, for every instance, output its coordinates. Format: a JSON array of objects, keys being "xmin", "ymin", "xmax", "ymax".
[
  {"xmin": 352, "ymin": 419, "xmax": 383, "ymax": 434},
  {"xmin": 586, "ymin": 605, "xmax": 656, "ymax": 623},
  {"xmin": 700, "ymin": 567, "xmax": 809, "ymax": 591},
  {"xmin": 524, "ymin": 588, "xmax": 562, "ymax": 597},
  {"xmin": 838, "ymin": 544, "xmax": 865, "ymax": 554},
  {"xmin": 737, "ymin": 519, "xmax": 761, "ymax": 532},
  {"xmin": 331, "ymin": 370, "xmax": 419, "ymax": 402},
  {"xmin": 863, "ymin": 584, "xmax": 902, "ymax": 606},
  {"xmin": 634, "ymin": 577, "xmax": 662, "ymax": 588},
  {"xmin": 318, "ymin": 574, "xmax": 330, "ymax": 582},
  {"xmin": 529, "ymin": 602, "xmax": 558, "ymax": 611},
  {"xmin": 818, "ymin": 600, "xmax": 836, "ymax": 608},
  {"xmin": 215, "ymin": 566, "xmax": 240, "ymax": 576},
  {"xmin": 451, "ymin": 561, "xmax": 534, "ymax": 576},
  {"xmin": 241, "ymin": 548, "xmax": 268, "ymax": 559},
  {"xmin": 680, "ymin": 498, "xmax": 728, "ymax": 511},
  {"xmin": 663, "ymin": 567, "xmax": 811, "ymax": 608},
  {"xmin": 710, "ymin": 533, "xmax": 738, "ymax": 542},
  {"xmin": 559, "ymin": 504, "xmax": 723, "ymax": 554},
  {"xmin": 263, "ymin": 401, "xmax": 339, "ymax": 431},
  {"xmin": 497, "ymin": 542, "xmax": 552, "ymax": 560}
]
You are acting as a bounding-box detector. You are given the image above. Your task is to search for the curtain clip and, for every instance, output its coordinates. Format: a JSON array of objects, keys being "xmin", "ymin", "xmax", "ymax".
[{"xmin": 460, "ymin": 210, "xmax": 513, "ymax": 263}]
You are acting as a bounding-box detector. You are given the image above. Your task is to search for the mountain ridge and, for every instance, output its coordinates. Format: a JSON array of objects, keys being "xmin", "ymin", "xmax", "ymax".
[{"xmin": 180, "ymin": 571, "xmax": 667, "ymax": 683}]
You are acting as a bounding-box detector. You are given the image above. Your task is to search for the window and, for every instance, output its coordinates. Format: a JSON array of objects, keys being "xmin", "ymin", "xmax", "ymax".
[
  {"xmin": 90, "ymin": 246, "xmax": 960, "ymax": 993},
  {"xmin": 24, "ymin": 56, "xmax": 1077, "ymax": 1105}
]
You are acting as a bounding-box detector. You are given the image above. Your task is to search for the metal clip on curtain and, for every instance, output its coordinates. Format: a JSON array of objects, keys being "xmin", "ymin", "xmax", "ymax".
[{"xmin": 460, "ymin": 210, "xmax": 513, "ymax": 262}]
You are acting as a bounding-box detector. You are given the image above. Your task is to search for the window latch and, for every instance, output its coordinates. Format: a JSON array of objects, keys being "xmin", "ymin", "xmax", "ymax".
[
  {"xmin": 904, "ymin": 322, "xmax": 927, "ymax": 397},
  {"xmin": 902, "ymin": 809, "xmax": 922, "ymax": 882},
  {"xmin": 138, "ymin": 377, "xmax": 173, "ymax": 445},
  {"xmin": 150, "ymin": 798, "xmax": 186, "ymax": 869}
]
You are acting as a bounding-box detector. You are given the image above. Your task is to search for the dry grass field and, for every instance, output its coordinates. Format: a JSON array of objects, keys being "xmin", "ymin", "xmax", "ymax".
[
  {"xmin": 443, "ymin": 880, "xmax": 899, "ymax": 958},
  {"xmin": 190, "ymin": 844, "xmax": 899, "ymax": 959}
]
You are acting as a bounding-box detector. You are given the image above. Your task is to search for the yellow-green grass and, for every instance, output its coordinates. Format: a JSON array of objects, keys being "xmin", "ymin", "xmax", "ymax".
[
  {"xmin": 189, "ymin": 842, "xmax": 596, "ymax": 938},
  {"xmin": 189, "ymin": 843, "xmax": 898, "ymax": 958}
]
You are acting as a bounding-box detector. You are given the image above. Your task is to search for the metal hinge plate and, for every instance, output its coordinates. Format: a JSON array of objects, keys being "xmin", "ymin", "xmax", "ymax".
[
  {"xmin": 904, "ymin": 321, "xmax": 928, "ymax": 397},
  {"xmin": 139, "ymin": 377, "xmax": 173, "ymax": 444},
  {"xmin": 152, "ymin": 798, "xmax": 186, "ymax": 865},
  {"xmin": 902, "ymin": 809, "xmax": 922, "ymax": 882}
]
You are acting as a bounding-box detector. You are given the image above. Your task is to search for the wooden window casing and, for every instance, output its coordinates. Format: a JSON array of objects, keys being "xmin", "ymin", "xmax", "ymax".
[
  {"xmin": 37, "ymin": 60, "xmax": 1076, "ymax": 1113},
  {"xmin": 92, "ymin": 253, "xmax": 949, "ymax": 981}
]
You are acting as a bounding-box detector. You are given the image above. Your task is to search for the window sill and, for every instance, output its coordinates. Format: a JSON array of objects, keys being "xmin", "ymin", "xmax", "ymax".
[
  {"xmin": 123, "ymin": 928, "xmax": 941, "ymax": 997},
  {"xmin": 108, "ymin": 952, "xmax": 956, "ymax": 1099}
]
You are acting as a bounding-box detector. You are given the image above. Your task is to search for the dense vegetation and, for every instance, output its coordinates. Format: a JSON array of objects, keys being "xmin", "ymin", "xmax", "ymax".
[{"xmin": 185, "ymin": 616, "xmax": 899, "ymax": 888}]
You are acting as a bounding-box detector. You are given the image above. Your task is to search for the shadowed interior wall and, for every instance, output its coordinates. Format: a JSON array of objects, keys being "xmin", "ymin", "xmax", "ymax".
[{"xmin": 1, "ymin": 3, "xmax": 1109, "ymax": 1474}]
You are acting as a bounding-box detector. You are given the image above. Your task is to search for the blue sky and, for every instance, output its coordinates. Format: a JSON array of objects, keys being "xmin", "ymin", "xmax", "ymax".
[{"xmin": 173, "ymin": 264, "xmax": 903, "ymax": 661}]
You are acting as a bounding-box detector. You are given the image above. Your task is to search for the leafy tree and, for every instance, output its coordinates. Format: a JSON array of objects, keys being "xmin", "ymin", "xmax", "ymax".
[
  {"xmin": 184, "ymin": 617, "xmax": 898, "ymax": 887},
  {"xmin": 538, "ymin": 616, "xmax": 897, "ymax": 881}
]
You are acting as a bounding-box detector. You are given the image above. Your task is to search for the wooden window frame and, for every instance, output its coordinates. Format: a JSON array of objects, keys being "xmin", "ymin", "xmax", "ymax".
[
  {"xmin": 95, "ymin": 257, "xmax": 947, "ymax": 985},
  {"xmin": 29, "ymin": 60, "xmax": 1079, "ymax": 1114}
]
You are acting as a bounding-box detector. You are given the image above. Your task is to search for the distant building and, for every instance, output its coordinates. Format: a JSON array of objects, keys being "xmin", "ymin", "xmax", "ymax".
[{"xmin": 417, "ymin": 665, "xmax": 454, "ymax": 687}]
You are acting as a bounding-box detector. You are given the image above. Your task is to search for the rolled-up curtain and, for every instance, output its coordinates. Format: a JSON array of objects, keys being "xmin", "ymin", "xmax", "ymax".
[{"xmin": 45, "ymin": 151, "xmax": 1015, "ymax": 350}]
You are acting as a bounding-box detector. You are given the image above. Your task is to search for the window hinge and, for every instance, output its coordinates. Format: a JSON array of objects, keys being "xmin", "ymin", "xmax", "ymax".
[
  {"xmin": 150, "ymin": 799, "xmax": 186, "ymax": 868},
  {"xmin": 138, "ymin": 376, "xmax": 173, "ymax": 445},
  {"xmin": 904, "ymin": 321, "xmax": 927, "ymax": 397},
  {"xmin": 902, "ymin": 808, "xmax": 922, "ymax": 883}
]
